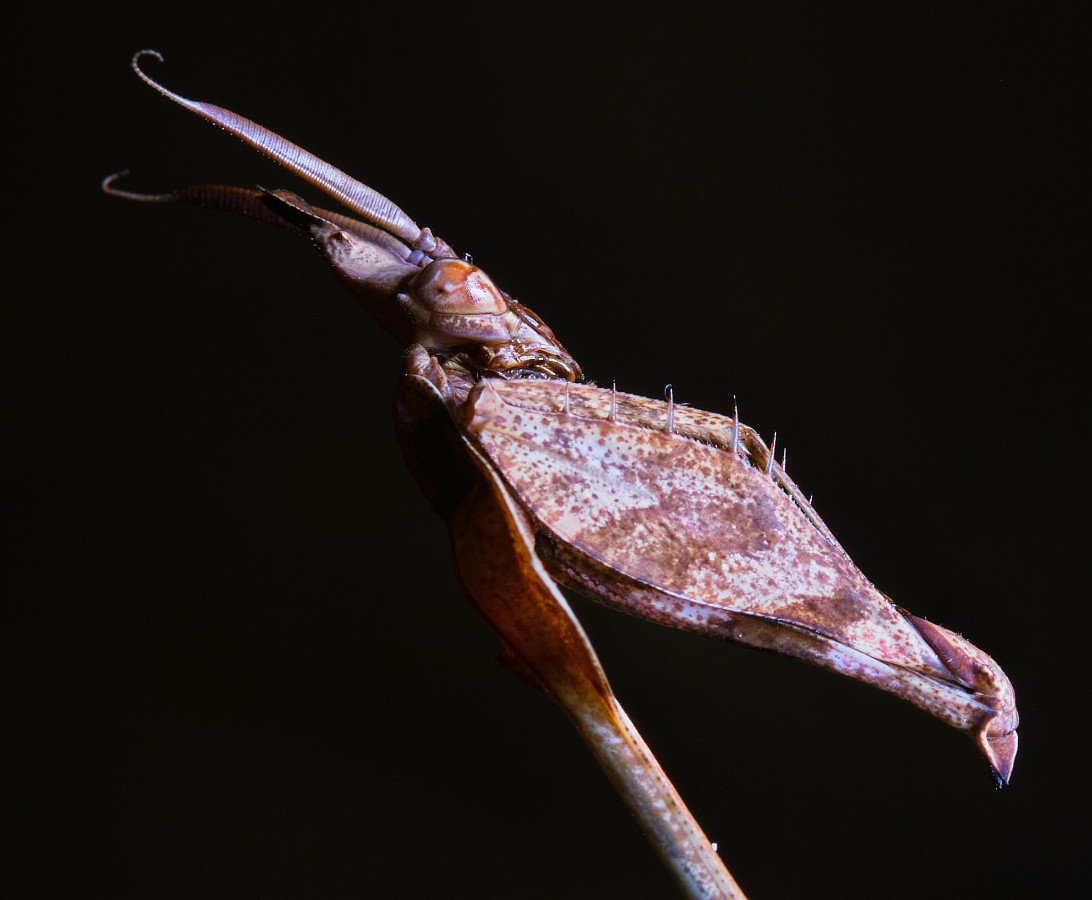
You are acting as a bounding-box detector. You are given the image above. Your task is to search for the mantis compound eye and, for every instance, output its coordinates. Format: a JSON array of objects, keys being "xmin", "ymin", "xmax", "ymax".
[{"xmin": 409, "ymin": 259, "xmax": 510, "ymax": 316}]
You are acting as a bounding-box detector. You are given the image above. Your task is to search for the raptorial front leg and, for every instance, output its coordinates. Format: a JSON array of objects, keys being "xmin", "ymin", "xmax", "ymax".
[
  {"xmin": 392, "ymin": 371, "xmax": 745, "ymax": 899},
  {"xmin": 448, "ymin": 443, "xmax": 746, "ymax": 899}
]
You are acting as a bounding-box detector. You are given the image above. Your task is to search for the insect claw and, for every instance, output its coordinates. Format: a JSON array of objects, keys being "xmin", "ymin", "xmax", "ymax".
[
  {"xmin": 982, "ymin": 730, "xmax": 1019, "ymax": 786},
  {"xmin": 900, "ymin": 610, "xmax": 1019, "ymax": 783}
]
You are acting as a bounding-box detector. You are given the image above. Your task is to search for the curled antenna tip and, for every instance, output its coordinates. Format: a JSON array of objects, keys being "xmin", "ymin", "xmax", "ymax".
[
  {"xmin": 101, "ymin": 170, "xmax": 130, "ymax": 191},
  {"xmin": 131, "ymin": 49, "xmax": 164, "ymax": 81},
  {"xmin": 101, "ymin": 170, "xmax": 173, "ymax": 203},
  {"xmin": 130, "ymin": 49, "xmax": 189, "ymax": 106},
  {"xmin": 132, "ymin": 48, "xmax": 164, "ymax": 65}
]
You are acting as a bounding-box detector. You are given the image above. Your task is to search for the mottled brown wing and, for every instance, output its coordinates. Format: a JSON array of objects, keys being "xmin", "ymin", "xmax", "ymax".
[{"xmin": 463, "ymin": 380, "xmax": 948, "ymax": 675}]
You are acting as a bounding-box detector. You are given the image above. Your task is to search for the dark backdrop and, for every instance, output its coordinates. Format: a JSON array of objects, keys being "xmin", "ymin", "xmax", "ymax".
[{"xmin": 4, "ymin": 5, "xmax": 1085, "ymax": 897}]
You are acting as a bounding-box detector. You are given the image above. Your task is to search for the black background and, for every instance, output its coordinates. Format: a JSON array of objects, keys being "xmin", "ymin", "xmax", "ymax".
[{"xmin": 3, "ymin": 4, "xmax": 1085, "ymax": 897}]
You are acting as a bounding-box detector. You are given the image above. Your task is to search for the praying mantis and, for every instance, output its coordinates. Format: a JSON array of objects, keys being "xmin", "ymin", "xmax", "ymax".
[{"xmin": 105, "ymin": 51, "xmax": 1018, "ymax": 899}]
